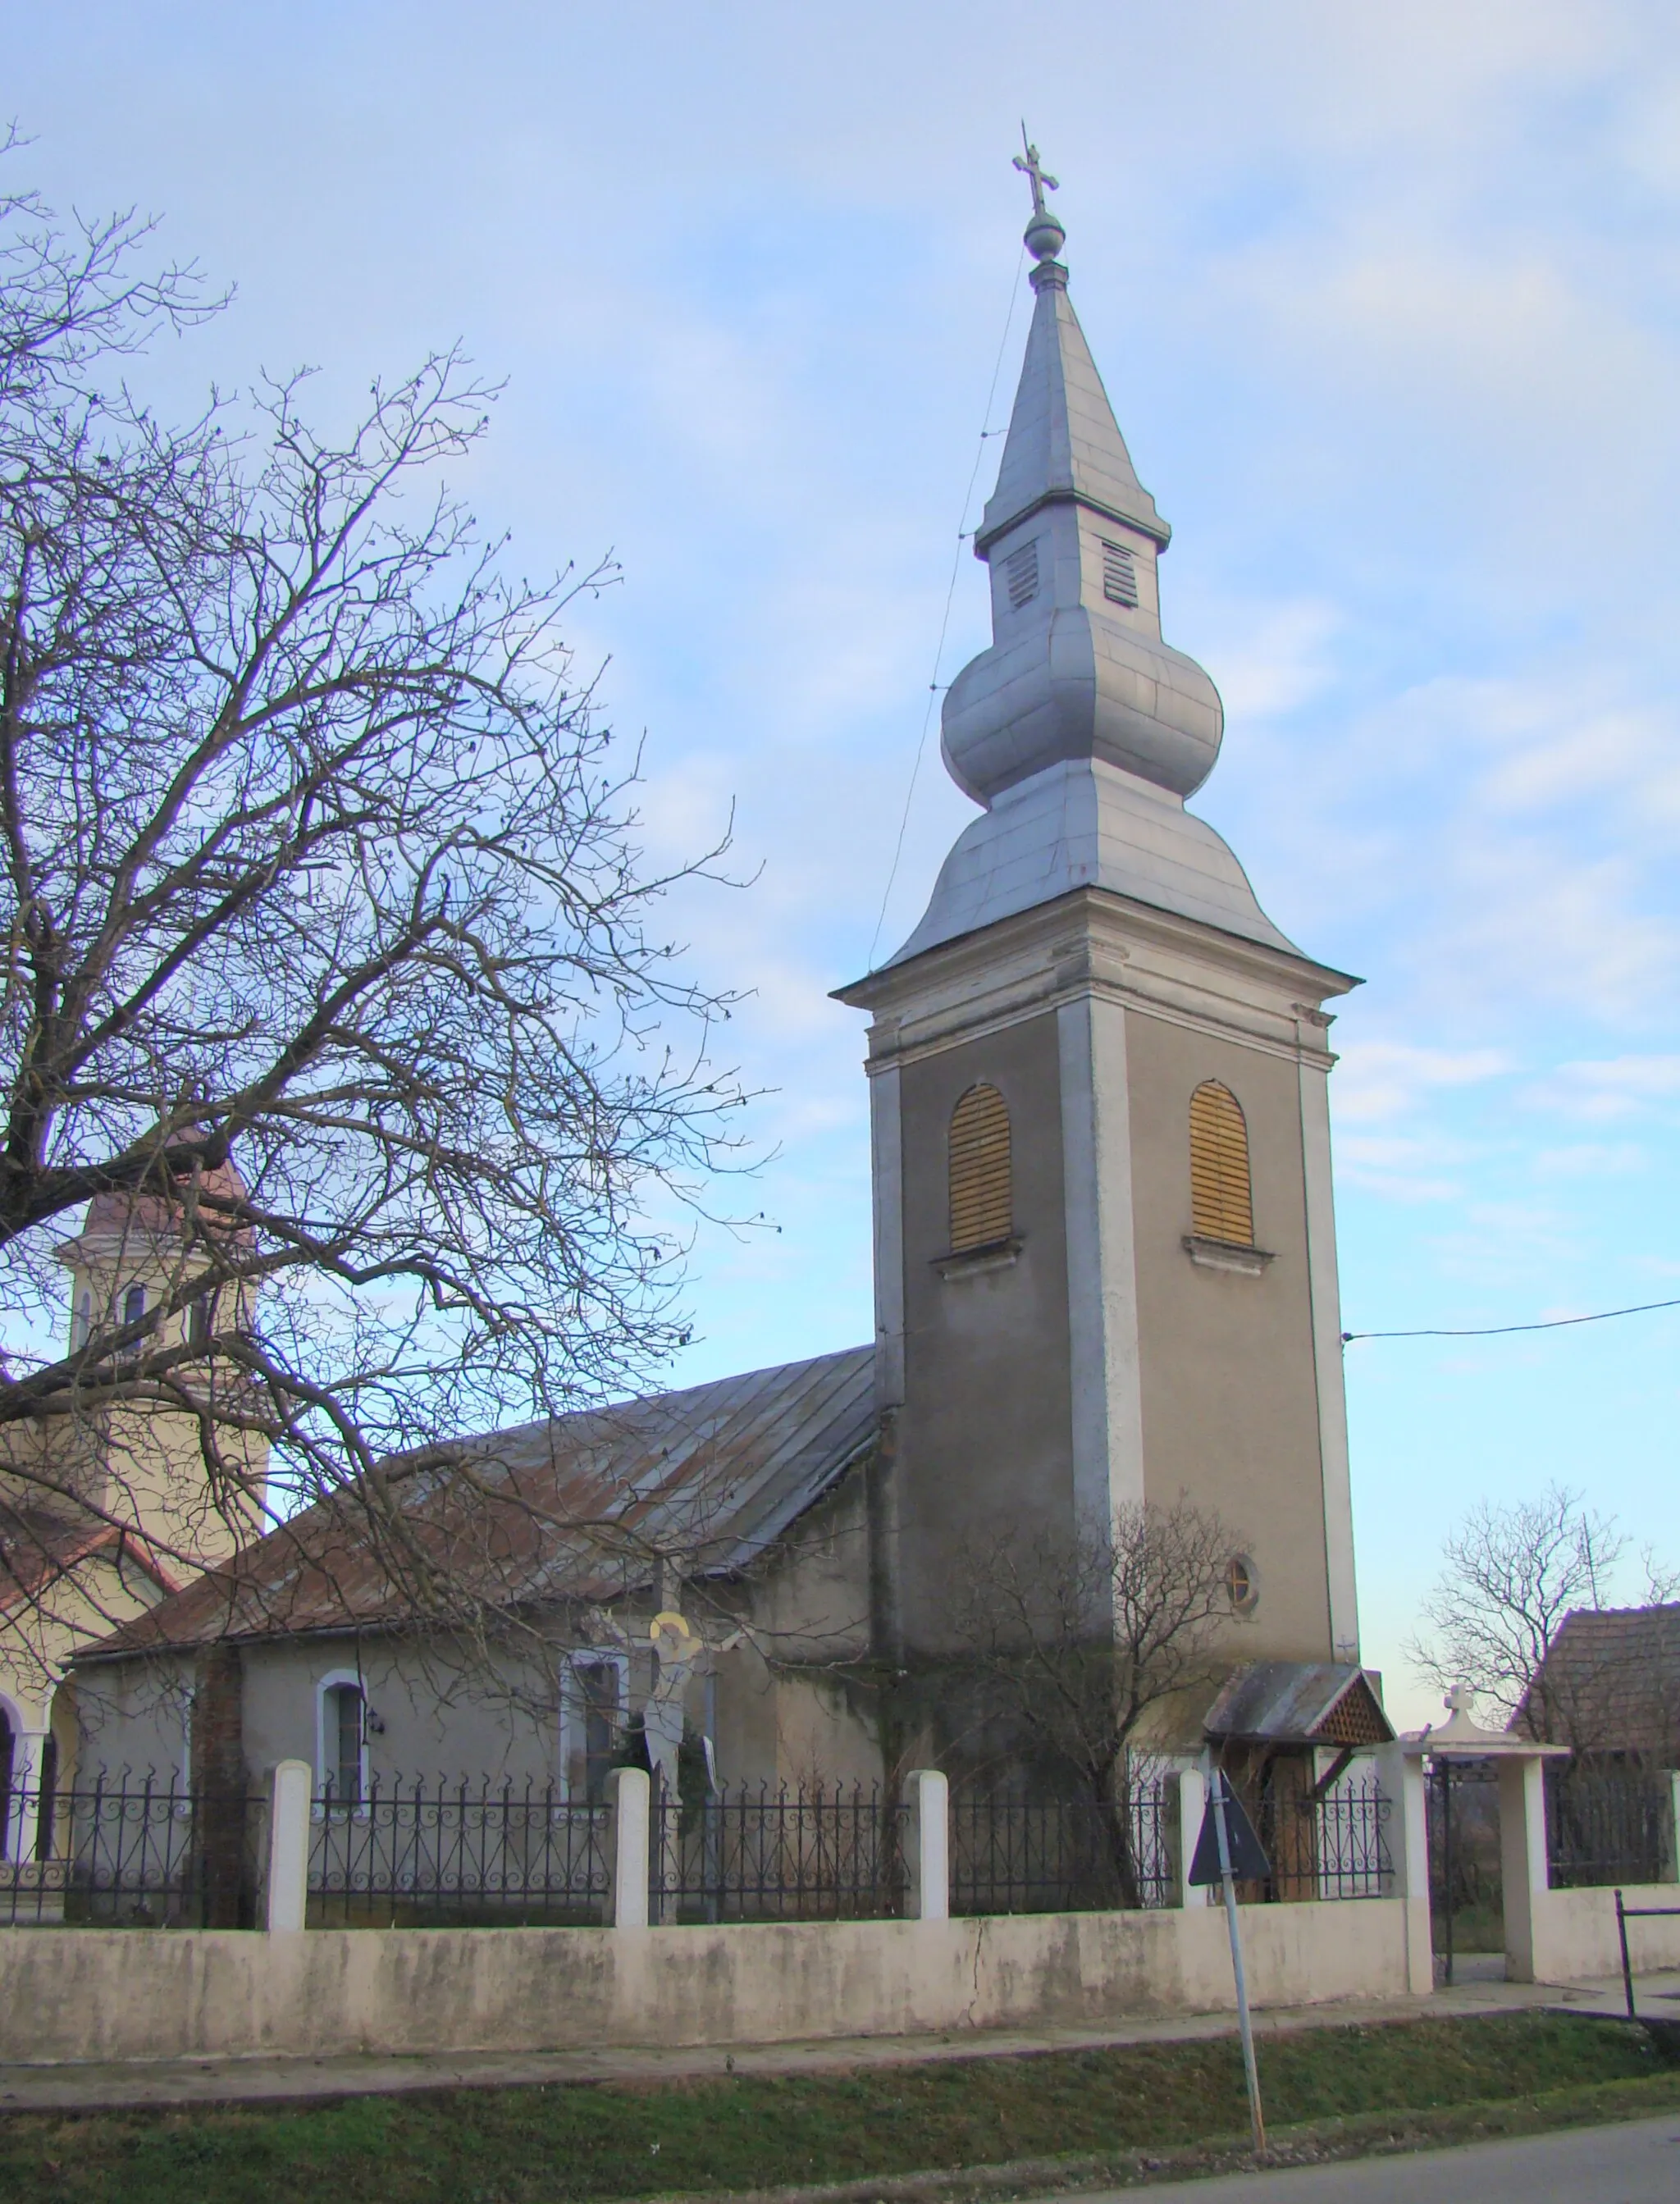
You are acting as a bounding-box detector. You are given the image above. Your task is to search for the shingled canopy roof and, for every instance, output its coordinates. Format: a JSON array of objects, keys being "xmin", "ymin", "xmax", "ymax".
[
  {"xmin": 76, "ymin": 1344, "xmax": 876, "ymax": 1659},
  {"xmin": 1203, "ymin": 1661, "xmax": 1395, "ymax": 1748}
]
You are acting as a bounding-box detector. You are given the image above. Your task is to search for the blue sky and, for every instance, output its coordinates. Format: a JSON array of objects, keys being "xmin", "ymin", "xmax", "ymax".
[{"xmin": 12, "ymin": 1, "xmax": 1680, "ymax": 1723}]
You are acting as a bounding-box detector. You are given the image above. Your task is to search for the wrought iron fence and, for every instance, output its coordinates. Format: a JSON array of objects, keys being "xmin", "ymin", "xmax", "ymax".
[
  {"xmin": 308, "ymin": 1774, "xmax": 614, "ymax": 1926},
  {"xmin": 651, "ymin": 1782, "xmax": 908, "ymax": 1923},
  {"xmin": 0, "ymin": 1771, "xmax": 262, "ymax": 1926},
  {"xmin": 1256, "ymin": 1768, "xmax": 1394, "ymax": 1902},
  {"xmin": 950, "ymin": 1785, "xmax": 1174, "ymax": 1914},
  {"xmin": 1546, "ymin": 1764, "xmax": 1669, "ymax": 1889}
]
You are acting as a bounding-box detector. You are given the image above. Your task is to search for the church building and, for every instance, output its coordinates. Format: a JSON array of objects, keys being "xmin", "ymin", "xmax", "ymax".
[{"xmin": 66, "ymin": 171, "xmax": 1385, "ymax": 1824}]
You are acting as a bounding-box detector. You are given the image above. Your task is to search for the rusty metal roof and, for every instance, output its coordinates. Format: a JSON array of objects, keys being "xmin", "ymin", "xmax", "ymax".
[
  {"xmin": 1203, "ymin": 1660, "xmax": 1395, "ymax": 1746},
  {"xmin": 80, "ymin": 1344, "xmax": 876, "ymax": 1658}
]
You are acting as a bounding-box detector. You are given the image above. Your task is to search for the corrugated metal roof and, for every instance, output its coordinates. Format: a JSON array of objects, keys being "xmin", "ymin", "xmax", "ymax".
[
  {"xmin": 81, "ymin": 1344, "xmax": 876, "ymax": 1658},
  {"xmin": 1203, "ymin": 1660, "xmax": 1393, "ymax": 1745}
]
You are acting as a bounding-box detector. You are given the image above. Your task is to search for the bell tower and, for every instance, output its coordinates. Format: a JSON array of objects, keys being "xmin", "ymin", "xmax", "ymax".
[{"xmin": 837, "ymin": 164, "xmax": 1361, "ymax": 1669}]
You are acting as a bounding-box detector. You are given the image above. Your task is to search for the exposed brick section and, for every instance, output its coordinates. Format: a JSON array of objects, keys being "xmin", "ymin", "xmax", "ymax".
[{"xmin": 190, "ymin": 1640, "xmax": 249, "ymax": 1927}]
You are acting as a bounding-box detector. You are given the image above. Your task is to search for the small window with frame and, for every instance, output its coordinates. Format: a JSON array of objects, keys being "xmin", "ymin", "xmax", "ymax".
[
  {"xmin": 317, "ymin": 1677, "xmax": 367, "ymax": 1811},
  {"xmin": 1226, "ymin": 1554, "xmax": 1260, "ymax": 1614},
  {"xmin": 561, "ymin": 1654, "xmax": 627, "ymax": 1804}
]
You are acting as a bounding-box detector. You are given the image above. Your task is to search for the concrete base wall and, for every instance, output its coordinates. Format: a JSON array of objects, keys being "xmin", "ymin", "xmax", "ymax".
[
  {"xmin": 0, "ymin": 1903, "xmax": 1410, "ymax": 2066},
  {"xmin": 1532, "ymin": 1884, "xmax": 1680, "ymax": 1984}
]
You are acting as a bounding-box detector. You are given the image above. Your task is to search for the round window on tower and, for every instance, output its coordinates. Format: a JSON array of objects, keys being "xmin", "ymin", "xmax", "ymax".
[{"xmin": 1226, "ymin": 1554, "xmax": 1259, "ymax": 1614}]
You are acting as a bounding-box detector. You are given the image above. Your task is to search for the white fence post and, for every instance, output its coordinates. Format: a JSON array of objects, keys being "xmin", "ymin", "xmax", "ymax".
[
  {"xmin": 607, "ymin": 1765, "xmax": 650, "ymax": 1930},
  {"xmin": 905, "ymin": 1768, "xmax": 948, "ymax": 1921},
  {"xmin": 1666, "ymin": 1773, "xmax": 1680, "ymax": 1884},
  {"xmin": 1374, "ymin": 1744, "xmax": 1432, "ymax": 1992},
  {"xmin": 1176, "ymin": 1765, "xmax": 1208, "ymax": 1906},
  {"xmin": 1498, "ymin": 1754, "xmax": 1550, "ymax": 1982},
  {"xmin": 265, "ymin": 1758, "xmax": 313, "ymax": 1932}
]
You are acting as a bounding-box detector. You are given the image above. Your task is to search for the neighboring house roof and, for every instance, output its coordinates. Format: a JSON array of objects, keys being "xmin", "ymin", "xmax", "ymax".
[
  {"xmin": 0, "ymin": 1500, "xmax": 179, "ymax": 1616},
  {"xmin": 1203, "ymin": 1661, "xmax": 1394, "ymax": 1748},
  {"xmin": 1512, "ymin": 1604, "xmax": 1680, "ymax": 1757},
  {"xmin": 77, "ymin": 1344, "xmax": 878, "ymax": 1659},
  {"xmin": 59, "ymin": 1152, "xmax": 256, "ymax": 1262}
]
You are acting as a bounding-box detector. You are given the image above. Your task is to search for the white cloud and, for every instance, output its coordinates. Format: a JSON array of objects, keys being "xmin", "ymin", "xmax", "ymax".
[
  {"xmin": 1525, "ymin": 1055, "xmax": 1680, "ymax": 1120},
  {"xmin": 1202, "ymin": 599, "xmax": 1340, "ymax": 722},
  {"xmin": 1333, "ymin": 1043, "xmax": 1512, "ymax": 1125},
  {"xmin": 1531, "ymin": 1141, "xmax": 1647, "ymax": 1177}
]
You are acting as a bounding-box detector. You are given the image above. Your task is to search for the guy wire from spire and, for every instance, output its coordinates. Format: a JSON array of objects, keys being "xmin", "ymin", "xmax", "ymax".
[
  {"xmin": 867, "ymin": 241, "xmax": 1027, "ymax": 971},
  {"xmin": 1342, "ymin": 1294, "xmax": 1680, "ymax": 1344}
]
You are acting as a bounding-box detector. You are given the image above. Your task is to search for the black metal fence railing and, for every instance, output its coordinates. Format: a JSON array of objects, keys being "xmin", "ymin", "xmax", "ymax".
[
  {"xmin": 0, "ymin": 1772, "xmax": 262, "ymax": 1927},
  {"xmin": 308, "ymin": 1775, "xmax": 614, "ymax": 1926},
  {"xmin": 1546, "ymin": 1764, "xmax": 1669, "ymax": 1889},
  {"xmin": 1256, "ymin": 1770, "xmax": 1395, "ymax": 1903},
  {"xmin": 950, "ymin": 1786, "xmax": 1175, "ymax": 1914},
  {"xmin": 0, "ymin": 1764, "xmax": 1408, "ymax": 1928},
  {"xmin": 651, "ymin": 1782, "xmax": 908, "ymax": 1923}
]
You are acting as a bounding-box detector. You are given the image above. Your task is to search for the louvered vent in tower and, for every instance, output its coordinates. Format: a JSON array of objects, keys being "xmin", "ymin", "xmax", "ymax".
[
  {"xmin": 1002, "ymin": 539, "xmax": 1039, "ymax": 610},
  {"xmin": 1101, "ymin": 540, "xmax": 1139, "ymax": 608},
  {"xmin": 948, "ymin": 1083, "xmax": 1012, "ymax": 1253},
  {"xmin": 1189, "ymin": 1080, "xmax": 1253, "ymax": 1246}
]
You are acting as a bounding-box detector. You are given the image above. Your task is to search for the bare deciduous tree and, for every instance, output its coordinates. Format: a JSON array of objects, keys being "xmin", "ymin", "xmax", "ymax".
[
  {"xmin": 945, "ymin": 1501, "xmax": 1238, "ymax": 1906},
  {"xmin": 0, "ymin": 158, "xmax": 748, "ymax": 1640},
  {"xmin": 1408, "ymin": 1482, "xmax": 1677, "ymax": 1746}
]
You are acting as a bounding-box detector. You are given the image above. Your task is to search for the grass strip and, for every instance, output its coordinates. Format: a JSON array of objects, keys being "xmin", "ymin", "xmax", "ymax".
[{"xmin": 0, "ymin": 2010, "xmax": 1673, "ymax": 2203}]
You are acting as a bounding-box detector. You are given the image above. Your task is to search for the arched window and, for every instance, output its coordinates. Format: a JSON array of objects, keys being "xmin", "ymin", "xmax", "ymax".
[
  {"xmin": 121, "ymin": 1282, "xmax": 146, "ymax": 1328},
  {"xmin": 318, "ymin": 1677, "xmax": 366, "ymax": 1808},
  {"xmin": 71, "ymin": 1290, "xmax": 91, "ymax": 1352},
  {"xmin": 1189, "ymin": 1080, "xmax": 1253, "ymax": 1246},
  {"xmin": 948, "ymin": 1082, "xmax": 1012, "ymax": 1254}
]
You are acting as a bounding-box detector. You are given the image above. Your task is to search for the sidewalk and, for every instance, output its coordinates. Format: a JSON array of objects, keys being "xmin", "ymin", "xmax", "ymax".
[{"xmin": 0, "ymin": 1969, "xmax": 1673, "ymax": 2115}]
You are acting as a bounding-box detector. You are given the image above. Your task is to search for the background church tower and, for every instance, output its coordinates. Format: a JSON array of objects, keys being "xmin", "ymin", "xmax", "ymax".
[{"xmin": 838, "ymin": 161, "xmax": 1362, "ymax": 1672}]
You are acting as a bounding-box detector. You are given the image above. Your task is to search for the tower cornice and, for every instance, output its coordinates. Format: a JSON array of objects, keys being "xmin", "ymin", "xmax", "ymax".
[{"xmin": 836, "ymin": 884, "xmax": 1359, "ymax": 1073}]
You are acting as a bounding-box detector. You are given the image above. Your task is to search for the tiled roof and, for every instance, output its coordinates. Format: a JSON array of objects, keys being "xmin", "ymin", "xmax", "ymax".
[
  {"xmin": 1513, "ymin": 1604, "xmax": 1680, "ymax": 1755},
  {"xmin": 65, "ymin": 1152, "xmax": 254, "ymax": 1252},
  {"xmin": 0, "ymin": 1502, "xmax": 177, "ymax": 1614},
  {"xmin": 79, "ymin": 1344, "xmax": 878, "ymax": 1658}
]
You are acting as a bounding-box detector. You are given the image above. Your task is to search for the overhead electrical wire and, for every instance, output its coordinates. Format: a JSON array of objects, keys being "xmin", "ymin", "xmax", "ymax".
[
  {"xmin": 865, "ymin": 244, "xmax": 1028, "ymax": 973},
  {"xmin": 1342, "ymin": 1295, "xmax": 1680, "ymax": 1344}
]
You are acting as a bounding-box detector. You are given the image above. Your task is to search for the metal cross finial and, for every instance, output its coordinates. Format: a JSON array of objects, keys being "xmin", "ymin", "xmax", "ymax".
[{"xmin": 1013, "ymin": 129, "xmax": 1059, "ymax": 222}]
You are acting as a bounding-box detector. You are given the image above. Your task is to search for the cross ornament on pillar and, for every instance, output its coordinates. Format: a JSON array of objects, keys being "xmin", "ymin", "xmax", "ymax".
[{"xmin": 1012, "ymin": 132, "xmax": 1059, "ymax": 222}]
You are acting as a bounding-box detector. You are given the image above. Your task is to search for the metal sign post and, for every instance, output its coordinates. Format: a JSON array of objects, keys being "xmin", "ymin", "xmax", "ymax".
[{"xmin": 1191, "ymin": 1757, "xmax": 1267, "ymax": 2158}]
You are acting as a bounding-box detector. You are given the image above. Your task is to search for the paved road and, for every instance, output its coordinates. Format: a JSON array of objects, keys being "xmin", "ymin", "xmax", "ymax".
[{"xmin": 1053, "ymin": 2115, "xmax": 1680, "ymax": 2202}]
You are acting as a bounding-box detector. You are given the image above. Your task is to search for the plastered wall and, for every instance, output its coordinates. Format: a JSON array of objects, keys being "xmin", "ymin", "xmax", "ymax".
[{"xmin": 0, "ymin": 1901, "xmax": 1414, "ymax": 2065}]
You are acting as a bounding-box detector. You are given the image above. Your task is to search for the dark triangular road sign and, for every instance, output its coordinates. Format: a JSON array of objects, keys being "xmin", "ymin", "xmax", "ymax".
[{"xmin": 1188, "ymin": 1778, "xmax": 1271, "ymax": 1886}]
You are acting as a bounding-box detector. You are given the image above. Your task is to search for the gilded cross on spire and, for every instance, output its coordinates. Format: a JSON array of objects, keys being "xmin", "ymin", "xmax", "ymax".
[
  {"xmin": 1012, "ymin": 129, "xmax": 1066, "ymax": 266},
  {"xmin": 1012, "ymin": 130, "xmax": 1058, "ymax": 222}
]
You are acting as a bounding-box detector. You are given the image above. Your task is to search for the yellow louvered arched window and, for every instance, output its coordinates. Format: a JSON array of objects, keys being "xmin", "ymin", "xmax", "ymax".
[
  {"xmin": 948, "ymin": 1082, "xmax": 1012, "ymax": 1253},
  {"xmin": 1189, "ymin": 1080, "xmax": 1253, "ymax": 1246}
]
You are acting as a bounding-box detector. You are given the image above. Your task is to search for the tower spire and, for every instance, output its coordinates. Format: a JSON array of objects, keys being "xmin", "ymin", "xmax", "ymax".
[{"xmin": 877, "ymin": 152, "xmax": 1297, "ymax": 967}]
